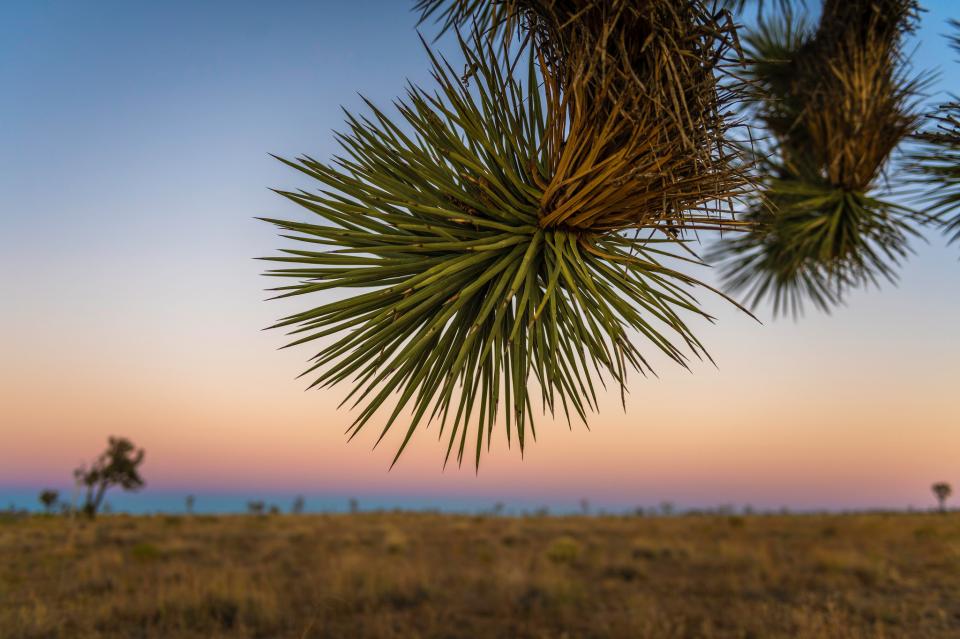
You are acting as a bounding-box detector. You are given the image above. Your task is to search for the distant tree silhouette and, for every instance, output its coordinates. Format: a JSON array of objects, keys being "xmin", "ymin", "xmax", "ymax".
[
  {"xmin": 185, "ymin": 495, "xmax": 195, "ymax": 515},
  {"xmin": 38, "ymin": 489, "xmax": 59, "ymax": 514},
  {"xmin": 292, "ymin": 495, "xmax": 305, "ymax": 514},
  {"xmin": 492, "ymin": 502, "xmax": 505, "ymax": 516},
  {"xmin": 932, "ymin": 482, "xmax": 952, "ymax": 513},
  {"xmin": 247, "ymin": 500, "xmax": 265, "ymax": 515},
  {"xmin": 579, "ymin": 498, "xmax": 590, "ymax": 516},
  {"xmin": 73, "ymin": 437, "xmax": 145, "ymax": 518},
  {"xmin": 348, "ymin": 498, "xmax": 359, "ymax": 514}
]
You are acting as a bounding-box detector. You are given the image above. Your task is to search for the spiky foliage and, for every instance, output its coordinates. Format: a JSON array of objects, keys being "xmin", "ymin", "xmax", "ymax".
[
  {"xmin": 912, "ymin": 103, "xmax": 960, "ymax": 244},
  {"xmin": 721, "ymin": 0, "xmax": 803, "ymax": 17},
  {"xmin": 910, "ymin": 22, "xmax": 960, "ymax": 245},
  {"xmin": 262, "ymin": 20, "xmax": 747, "ymax": 467},
  {"xmin": 710, "ymin": 0, "xmax": 928, "ymax": 315},
  {"xmin": 415, "ymin": 0, "xmax": 521, "ymax": 35}
]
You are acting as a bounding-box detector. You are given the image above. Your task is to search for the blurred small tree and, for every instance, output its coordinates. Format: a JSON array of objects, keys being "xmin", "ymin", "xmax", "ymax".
[
  {"xmin": 185, "ymin": 495, "xmax": 195, "ymax": 515},
  {"xmin": 73, "ymin": 437, "xmax": 145, "ymax": 518},
  {"xmin": 247, "ymin": 500, "xmax": 265, "ymax": 515},
  {"xmin": 579, "ymin": 498, "xmax": 590, "ymax": 516},
  {"xmin": 348, "ymin": 498, "xmax": 359, "ymax": 514},
  {"xmin": 932, "ymin": 482, "xmax": 952, "ymax": 513},
  {"xmin": 292, "ymin": 495, "xmax": 305, "ymax": 514},
  {"xmin": 38, "ymin": 489, "xmax": 59, "ymax": 514}
]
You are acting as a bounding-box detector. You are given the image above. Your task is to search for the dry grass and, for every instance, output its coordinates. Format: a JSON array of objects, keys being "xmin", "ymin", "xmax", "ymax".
[{"xmin": 2, "ymin": 512, "xmax": 959, "ymax": 638}]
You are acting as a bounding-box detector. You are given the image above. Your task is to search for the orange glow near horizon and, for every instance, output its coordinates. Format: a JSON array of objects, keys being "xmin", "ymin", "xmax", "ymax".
[{"xmin": 4, "ymin": 279, "xmax": 957, "ymax": 509}]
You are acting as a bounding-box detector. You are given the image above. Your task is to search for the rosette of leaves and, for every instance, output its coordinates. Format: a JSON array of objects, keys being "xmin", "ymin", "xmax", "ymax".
[
  {"xmin": 261, "ymin": 25, "xmax": 747, "ymax": 467},
  {"xmin": 710, "ymin": 0, "xmax": 928, "ymax": 315},
  {"xmin": 910, "ymin": 22, "xmax": 960, "ymax": 245}
]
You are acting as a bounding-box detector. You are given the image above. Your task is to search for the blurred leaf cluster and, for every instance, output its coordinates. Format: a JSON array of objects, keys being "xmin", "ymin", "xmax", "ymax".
[{"xmin": 711, "ymin": 0, "xmax": 930, "ymax": 315}]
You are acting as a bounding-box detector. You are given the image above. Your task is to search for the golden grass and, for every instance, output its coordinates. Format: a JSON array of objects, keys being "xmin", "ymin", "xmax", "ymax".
[{"xmin": 2, "ymin": 512, "xmax": 959, "ymax": 638}]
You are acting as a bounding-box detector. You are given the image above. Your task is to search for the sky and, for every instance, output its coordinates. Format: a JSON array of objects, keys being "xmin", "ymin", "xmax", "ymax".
[{"xmin": 1, "ymin": 0, "xmax": 958, "ymax": 513}]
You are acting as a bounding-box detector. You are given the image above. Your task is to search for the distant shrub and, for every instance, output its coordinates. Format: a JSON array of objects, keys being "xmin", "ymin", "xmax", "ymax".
[
  {"xmin": 380, "ymin": 584, "xmax": 430, "ymax": 610},
  {"xmin": 820, "ymin": 525, "xmax": 839, "ymax": 538},
  {"xmin": 291, "ymin": 495, "xmax": 305, "ymax": 514},
  {"xmin": 631, "ymin": 539, "xmax": 689, "ymax": 561},
  {"xmin": 197, "ymin": 594, "xmax": 239, "ymax": 630},
  {"xmin": 913, "ymin": 526, "xmax": 937, "ymax": 540},
  {"xmin": 603, "ymin": 564, "xmax": 644, "ymax": 582},
  {"xmin": 811, "ymin": 548, "xmax": 891, "ymax": 586},
  {"xmin": 130, "ymin": 542, "xmax": 162, "ymax": 562},
  {"xmin": 545, "ymin": 536, "xmax": 581, "ymax": 564},
  {"xmin": 501, "ymin": 532, "xmax": 523, "ymax": 546},
  {"xmin": 38, "ymin": 489, "xmax": 59, "ymax": 514},
  {"xmin": 383, "ymin": 528, "xmax": 408, "ymax": 554}
]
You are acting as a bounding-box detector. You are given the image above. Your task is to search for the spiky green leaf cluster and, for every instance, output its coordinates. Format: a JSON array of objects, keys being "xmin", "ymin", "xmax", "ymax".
[
  {"xmin": 711, "ymin": 179, "xmax": 919, "ymax": 315},
  {"xmin": 911, "ymin": 103, "xmax": 960, "ymax": 245},
  {"xmin": 262, "ymin": 37, "xmax": 725, "ymax": 467},
  {"xmin": 910, "ymin": 22, "xmax": 960, "ymax": 246},
  {"xmin": 721, "ymin": 0, "xmax": 804, "ymax": 18},
  {"xmin": 414, "ymin": 0, "xmax": 517, "ymax": 35},
  {"xmin": 711, "ymin": 0, "xmax": 928, "ymax": 315}
]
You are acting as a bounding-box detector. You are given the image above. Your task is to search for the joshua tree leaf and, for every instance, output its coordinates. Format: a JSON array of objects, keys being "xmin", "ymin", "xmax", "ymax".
[{"xmin": 263, "ymin": 26, "xmax": 747, "ymax": 467}]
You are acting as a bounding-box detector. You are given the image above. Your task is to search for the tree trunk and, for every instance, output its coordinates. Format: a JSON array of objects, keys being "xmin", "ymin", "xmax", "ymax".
[{"xmin": 91, "ymin": 481, "xmax": 109, "ymax": 517}]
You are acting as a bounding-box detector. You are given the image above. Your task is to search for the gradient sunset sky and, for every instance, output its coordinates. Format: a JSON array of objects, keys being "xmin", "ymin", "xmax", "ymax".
[{"xmin": 2, "ymin": 0, "xmax": 958, "ymax": 512}]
